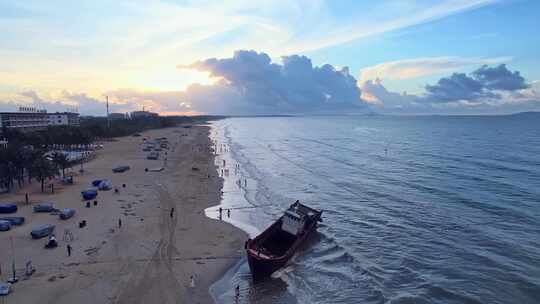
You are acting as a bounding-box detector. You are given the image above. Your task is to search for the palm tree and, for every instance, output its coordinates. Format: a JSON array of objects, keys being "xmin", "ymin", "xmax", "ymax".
[
  {"xmin": 0, "ymin": 148, "xmax": 12, "ymax": 191},
  {"xmin": 51, "ymin": 152, "xmax": 70, "ymax": 177},
  {"xmin": 32, "ymin": 155, "xmax": 56, "ymax": 193}
]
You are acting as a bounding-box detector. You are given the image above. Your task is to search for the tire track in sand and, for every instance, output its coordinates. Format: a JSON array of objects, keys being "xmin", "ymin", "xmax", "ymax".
[{"xmin": 114, "ymin": 183, "xmax": 185, "ymax": 304}]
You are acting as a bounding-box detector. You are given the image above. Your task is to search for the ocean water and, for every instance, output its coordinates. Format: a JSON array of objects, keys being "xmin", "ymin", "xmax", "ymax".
[{"xmin": 207, "ymin": 114, "xmax": 540, "ymax": 304}]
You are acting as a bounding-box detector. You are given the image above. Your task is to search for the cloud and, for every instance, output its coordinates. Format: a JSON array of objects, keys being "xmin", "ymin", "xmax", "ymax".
[
  {"xmin": 358, "ymin": 56, "xmax": 511, "ymax": 82},
  {"xmin": 360, "ymin": 65, "xmax": 540, "ymax": 114},
  {"xmin": 282, "ymin": 0, "xmax": 497, "ymax": 54},
  {"xmin": 0, "ymin": 90, "xmax": 133, "ymax": 115},
  {"xmin": 0, "ymin": 0, "xmax": 499, "ymax": 101},
  {"xmin": 360, "ymin": 79, "xmax": 417, "ymax": 108},
  {"xmin": 422, "ymin": 64, "xmax": 527, "ymax": 103},
  {"xmin": 472, "ymin": 64, "xmax": 529, "ymax": 91},
  {"xmin": 105, "ymin": 89, "xmax": 195, "ymax": 115},
  {"xmin": 423, "ymin": 72, "xmax": 497, "ymax": 102},
  {"xmin": 179, "ymin": 50, "xmax": 365, "ymax": 114}
]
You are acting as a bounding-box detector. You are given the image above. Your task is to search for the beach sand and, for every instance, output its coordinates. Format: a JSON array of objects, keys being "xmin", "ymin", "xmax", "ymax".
[{"xmin": 0, "ymin": 125, "xmax": 246, "ymax": 303}]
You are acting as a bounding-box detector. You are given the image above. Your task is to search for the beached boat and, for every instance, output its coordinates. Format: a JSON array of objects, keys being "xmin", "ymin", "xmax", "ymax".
[
  {"xmin": 59, "ymin": 208, "xmax": 76, "ymax": 220},
  {"xmin": 147, "ymin": 152, "xmax": 159, "ymax": 160},
  {"xmin": 0, "ymin": 282, "xmax": 10, "ymax": 295},
  {"xmin": 97, "ymin": 179, "xmax": 112, "ymax": 190},
  {"xmin": 62, "ymin": 176, "xmax": 74, "ymax": 184},
  {"xmin": 92, "ymin": 179, "xmax": 103, "ymax": 187},
  {"xmin": 0, "ymin": 203, "xmax": 17, "ymax": 214},
  {"xmin": 246, "ymin": 201, "xmax": 322, "ymax": 278},
  {"xmin": 31, "ymin": 224, "xmax": 55, "ymax": 239},
  {"xmin": 33, "ymin": 203, "xmax": 55, "ymax": 213},
  {"xmin": 112, "ymin": 165, "xmax": 130, "ymax": 173},
  {"xmin": 81, "ymin": 189, "xmax": 98, "ymax": 200},
  {"xmin": 0, "ymin": 220, "xmax": 11, "ymax": 231},
  {"xmin": 0, "ymin": 217, "xmax": 25, "ymax": 226}
]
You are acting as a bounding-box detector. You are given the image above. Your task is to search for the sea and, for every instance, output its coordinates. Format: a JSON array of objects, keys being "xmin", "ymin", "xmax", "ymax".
[{"xmin": 206, "ymin": 114, "xmax": 540, "ymax": 304}]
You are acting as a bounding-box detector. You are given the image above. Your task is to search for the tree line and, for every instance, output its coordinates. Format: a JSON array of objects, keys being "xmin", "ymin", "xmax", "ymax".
[{"xmin": 0, "ymin": 115, "xmax": 223, "ymax": 193}]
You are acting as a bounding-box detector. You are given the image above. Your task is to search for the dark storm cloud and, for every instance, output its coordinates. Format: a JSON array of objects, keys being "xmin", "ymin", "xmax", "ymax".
[
  {"xmin": 423, "ymin": 72, "xmax": 498, "ymax": 102},
  {"xmin": 360, "ymin": 65, "xmax": 539, "ymax": 114},
  {"xmin": 179, "ymin": 50, "xmax": 365, "ymax": 114},
  {"xmin": 472, "ymin": 64, "xmax": 529, "ymax": 91},
  {"xmin": 422, "ymin": 64, "xmax": 527, "ymax": 103}
]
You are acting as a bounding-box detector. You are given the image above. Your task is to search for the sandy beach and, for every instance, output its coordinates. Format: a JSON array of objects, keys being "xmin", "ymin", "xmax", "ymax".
[{"xmin": 0, "ymin": 125, "xmax": 246, "ymax": 304}]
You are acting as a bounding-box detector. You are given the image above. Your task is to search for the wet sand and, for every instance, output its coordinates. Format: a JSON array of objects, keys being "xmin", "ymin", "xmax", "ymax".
[{"xmin": 0, "ymin": 125, "xmax": 246, "ymax": 303}]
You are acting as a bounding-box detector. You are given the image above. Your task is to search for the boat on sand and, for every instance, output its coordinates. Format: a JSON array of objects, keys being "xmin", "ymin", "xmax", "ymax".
[
  {"xmin": 81, "ymin": 189, "xmax": 98, "ymax": 200},
  {"xmin": 112, "ymin": 165, "xmax": 130, "ymax": 173},
  {"xmin": 245, "ymin": 201, "xmax": 322, "ymax": 278},
  {"xmin": 0, "ymin": 203, "xmax": 17, "ymax": 214},
  {"xmin": 0, "ymin": 217, "xmax": 25, "ymax": 225},
  {"xmin": 31, "ymin": 224, "xmax": 55, "ymax": 239},
  {"xmin": 59, "ymin": 208, "xmax": 76, "ymax": 220},
  {"xmin": 33, "ymin": 203, "xmax": 55, "ymax": 213},
  {"xmin": 0, "ymin": 220, "xmax": 11, "ymax": 231}
]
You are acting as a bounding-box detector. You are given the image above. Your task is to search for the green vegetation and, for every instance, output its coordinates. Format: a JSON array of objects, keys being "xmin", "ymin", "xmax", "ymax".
[{"xmin": 0, "ymin": 115, "xmax": 224, "ymax": 192}]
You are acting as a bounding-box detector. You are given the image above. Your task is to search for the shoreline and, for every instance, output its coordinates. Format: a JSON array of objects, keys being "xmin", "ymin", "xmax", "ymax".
[{"xmin": 0, "ymin": 125, "xmax": 247, "ymax": 303}]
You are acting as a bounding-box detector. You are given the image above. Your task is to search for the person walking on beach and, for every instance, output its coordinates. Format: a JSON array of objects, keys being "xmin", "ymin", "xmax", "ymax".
[
  {"xmin": 235, "ymin": 284, "xmax": 240, "ymax": 298},
  {"xmin": 219, "ymin": 207, "xmax": 223, "ymax": 219},
  {"xmin": 227, "ymin": 209, "xmax": 231, "ymax": 218},
  {"xmin": 118, "ymin": 218, "xmax": 122, "ymax": 228},
  {"xmin": 170, "ymin": 207, "xmax": 175, "ymax": 218},
  {"xmin": 67, "ymin": 244, "xmax": 72, "ymax": 257}
]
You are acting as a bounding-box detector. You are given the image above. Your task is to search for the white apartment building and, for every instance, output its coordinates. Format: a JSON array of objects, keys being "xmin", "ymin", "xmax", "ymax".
[
  {"xmin": 0, "ymin": 108, "xmax": 80, "ymax": 132},
  {"xmin": 47, "ymin": 112, "xmax": 80, "ymax": 126}
]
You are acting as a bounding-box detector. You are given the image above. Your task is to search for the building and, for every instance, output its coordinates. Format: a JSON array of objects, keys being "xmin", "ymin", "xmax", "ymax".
[
  {"xmin": 131, "ymin": 111, "xmax": 159, "ymax": 119},
  {"xmin": 0, "ymin": 107, "xmax": 80, "ymax": 132},
  {"xmin": 109, "ymin": 112, "xmax": 128, "ymax": 120},
  {"xmin": 0, "ymin": 108, "xmax": 49, "ymax": 132},
  {"xmin": 47, "ymin": 112, "xmax": 80, "ymax": 126}
]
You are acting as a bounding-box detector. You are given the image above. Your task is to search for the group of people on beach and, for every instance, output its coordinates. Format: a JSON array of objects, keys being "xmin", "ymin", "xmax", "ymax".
[{"xmin": 218, "ymin": 207, "xmax": 231, "ymax": 219}]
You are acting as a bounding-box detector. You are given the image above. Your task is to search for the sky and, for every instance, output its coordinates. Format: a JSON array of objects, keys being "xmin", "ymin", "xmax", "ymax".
[{"xmin": 0, "ymin": 0, "xmax": 539, "ymax": 115}]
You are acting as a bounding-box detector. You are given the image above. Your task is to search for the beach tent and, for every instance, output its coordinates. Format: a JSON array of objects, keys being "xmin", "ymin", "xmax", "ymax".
[
  {"xmin": 0, "ymin": 203, "xmax": 17, "ymax": 214},
  {"xmin": 0, "ymin": 220, "xmax": 11, "ymax": 231}
]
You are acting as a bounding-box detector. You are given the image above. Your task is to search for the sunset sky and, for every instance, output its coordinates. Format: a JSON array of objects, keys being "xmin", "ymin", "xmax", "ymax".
[{"xmin": 1, "ymin": 0, "xmax": 539, "ymax": 115}]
